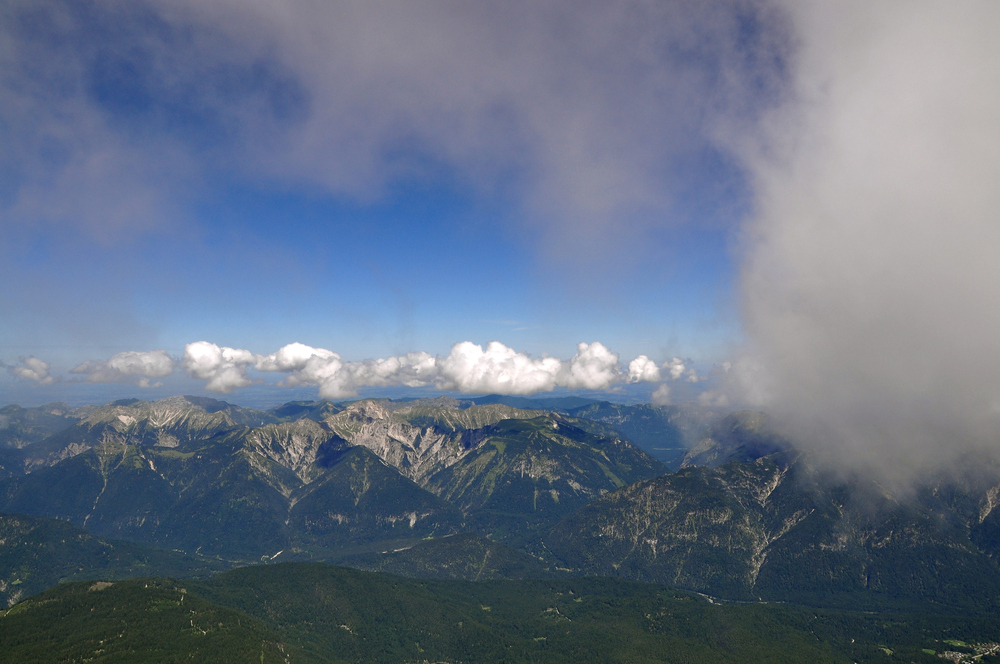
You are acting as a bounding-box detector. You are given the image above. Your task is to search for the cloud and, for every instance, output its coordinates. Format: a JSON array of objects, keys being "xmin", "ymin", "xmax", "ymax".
[
  {"xmin": 561, "ymin": 342, "xmax": 620, "ymax": 390},
  {"xmin": 436, "ymin": 341, "xmax": 623, "ymax": 394},
  {"xmin": 0, "ymin": 0, "xmax": 790, "ymax": 264},
  {"xmin": 651, "ymin": 383, "xmax": 672, "ymax": 406},
  {"xmin": 348, "ymin": 352, "xmax": 438, "ymax": 389},
  {"xmin": 697, "ymin": 389, "xmax": 729, "ymax": 408},
  {"xmin": 645, "ymin": 356, "xmax": 700, "ymax": 383},
  {"xmin": 178, "ymin": 339, "xmax": 648, "ymax": 397},
  {"xmin": 71, "ymin": 350, "xmax": 174, "ymax": 387},
  {"xmin": 7, "ymin": 356, "xmax": 56, "ymax": 385},
  {"xmin": 663, "ymin": 357, "xmax": 686, "ymax": 380},
  {"xmin": 736, "ymin": 2, "xmax": 1000, "ymax": 481},
  {"xmin": 253, "ymin": 343, "xmax": 439, "ymax": 399},
  {"xmin": 628, "ymin": 355, "xmax": 661, "ymax": 383},
  {"xmin": 182, "ymin": 341, "xmax": 256, "ymax": 393},
  {"xmin": 438, "ymin": 341, "xmax": 561, "ymax": 395}
]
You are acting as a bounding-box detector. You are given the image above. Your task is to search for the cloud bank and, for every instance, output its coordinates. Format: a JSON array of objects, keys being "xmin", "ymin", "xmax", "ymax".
[
  {"xmin": 166, "ymin": 340, "xmax": 692, "ymax": 398},
  {"xmin": 71, "ymin": 350, "xmax": 174, "ymax": 387},
  {"xmin": 737, "ymin": 2, "xmax": 1000, "ymax": 481},
  {"xmin": 0, "ymin": 0, "xmax": 789, "ymax": 261}
]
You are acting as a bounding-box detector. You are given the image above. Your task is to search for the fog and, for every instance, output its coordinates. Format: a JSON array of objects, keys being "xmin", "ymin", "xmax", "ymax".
[{"xmin": 738, "ymin": 2, "xmax": 1000, "ymax": 482}]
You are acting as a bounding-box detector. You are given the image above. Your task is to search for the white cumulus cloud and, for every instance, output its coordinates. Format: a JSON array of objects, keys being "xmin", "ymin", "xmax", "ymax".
[
  {"xmin": 254, "ymin": 343, "xmax": 440, "ymax": 399},
  {"xmin": 561, "ymin": 342, "xmax": 620, "ymax": 390},
  {"xmin": 176, "ymin": 339, "xmax": 689, "ymax": 399},
  {"xmin": 182, "ymin": 341, "xmax": 256, "ymax": 393},
  {"xmin": 7, "ymin": 356, "xmax": 56, "ymax": 385},
  {"xmin": 661, "ymin": 357, "xmax": 700, "ymax": 383},
  {"xmin": 71, "ymin": 350, "xmax": 174, "ymax": 387},
  {"xmin": 663, "ymin": 357, "xmax": 686, "ymax": 380},
  {"xmin": 628, "ymin": 355, "xmax": 661, "ymax": 383},
  {"xmin": 438, "ymin": 341, "xmax": 561, "ymax": 395}
]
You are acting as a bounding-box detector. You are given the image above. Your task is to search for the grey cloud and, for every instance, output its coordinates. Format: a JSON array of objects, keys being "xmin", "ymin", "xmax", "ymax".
[
  {"xmin": 7, "ymin": 356, "xmax": 56, "ymax": 385},
  {"xmin": 71, "ymin": 350, "xmax": 175, "ymax": 387},
  {"xmin": 736, "ymin": 2, "xmax": 1000, "ymax": 483},
  {"xmin": 1, "ymin": 0, "xmax": 790, "ymax": 261}
]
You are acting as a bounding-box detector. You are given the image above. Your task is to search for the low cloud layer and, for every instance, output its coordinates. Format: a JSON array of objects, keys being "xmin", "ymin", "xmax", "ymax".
[
  {"xmin": 71, "ymin": 350, "xmax": 174, "ymax": 388},
  {"xmin": 3, "ymin": 341, "xmax": 700, "ymax": 399},
  {"xmin": 176, "ymin": 340, "xmax": 690, "ymax": 398},
  {"xmin": 736, "ymin": 2, "xmax": 1000, "ymax": 482},
  {"xmin": 6, "ymin": 357, "xmax": 56, "ymax": 386}
]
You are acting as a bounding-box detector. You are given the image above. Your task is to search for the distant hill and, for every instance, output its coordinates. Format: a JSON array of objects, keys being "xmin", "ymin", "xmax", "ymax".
[{"xmin": 565, "ymin": 401, "xmax": 723, "ymax": 468}]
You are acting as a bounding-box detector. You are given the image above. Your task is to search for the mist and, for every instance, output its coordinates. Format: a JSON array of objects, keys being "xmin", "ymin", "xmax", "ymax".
[{"xmin": 738, "ymin": 2, "xmax": 1000, "ymax": 483}]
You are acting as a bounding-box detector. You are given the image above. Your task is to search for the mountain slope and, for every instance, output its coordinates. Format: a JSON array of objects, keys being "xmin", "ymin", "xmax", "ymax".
[
  {"xmin": 0, "ymin": 418, "xmax": 460, "ymax": 559},
  {"xmin": 0, "ymin": 403, "xmax": 81, "ymax": 450},
  {"xmin": 0, "ymin": 512, "xmax": 225, "ymax": 607},
  {"xmin": 322, "ymin": 399, "xmax": 543, "ymax": 483},
  {"xmin": 424, "ymin": 415, "xmax": 666, "ymax": 540},
  {"xmin": 342, "ymin": 532, "xmax": 553, "ymax": 580},
  {"xmin": 680, "ymin": 410, "xmax": 791, "ymax": 468},
  {"xmin": 288, "ymin": 445, "xmax": 461, "ymax": 554},
  {"xmin": 0, "ymin": 578, "xmax": 285, "ymax": 663},
  {"xmin": 566, "ymin": 401, "xmax": 722, "ymax": 468},
  {"xmin": 18, "ymin": 396, "xmax": 275, "ymax": 471},
  {"xmin": 544, "ymin": 452, "xmax": 1000, "ymax": 609}
]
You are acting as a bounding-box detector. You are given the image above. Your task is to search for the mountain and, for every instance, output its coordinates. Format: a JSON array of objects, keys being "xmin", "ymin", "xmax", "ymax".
[
  {"xmin": 268, "ymin": 399, "xmax": 344, "ymax": 422},
  {"xmin": 0, "ymin": 512, "xmax": 224, "ymax": 607},
  {"xmin": 0, "ymin": 403, "xmax": 83, "ymax": 450},
  {"xmin": 680, "ymin": 410, "xmax": 792, "ymax": 468},
  {"xmin": 465, "ymin": 394, "xmax": 601, "ymax": 409},
  {"xmin": 423, "ymin": 415, "xmax": 666, "ymax": 540},
  {"xmin": 565, "ymin": 401, "xmax": 724, "ymax": 468},
  {"xmin": 544, "ymin": 445, "xmax": 1000, "ymax": 609},
  {"xmin": 286, "ymin": 445, "xmax": 462, "ymax": 555},
  {"xmin": 0, "ymin": 396, "xmax": 663, "ymax": 559},
  {"xmin": 322, "ymin": 399, "xmax": 544, "ymax": 483},
  {"xmin": 0, "ymin": 414, "xmax": 460, "ymax": 559},
  {"xmin": 17, "ymin": 395, "xmax": 276, "ymax": 472}
]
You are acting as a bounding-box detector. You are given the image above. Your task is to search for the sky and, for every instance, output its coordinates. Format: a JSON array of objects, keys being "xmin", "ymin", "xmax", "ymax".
[
  {"xmin": 3, "ymin": 1, "xmax": 1000, "ymax": 480},
  {"xmin": 1, "ymin": 0, "xmax": 774, "ymax": 406}
]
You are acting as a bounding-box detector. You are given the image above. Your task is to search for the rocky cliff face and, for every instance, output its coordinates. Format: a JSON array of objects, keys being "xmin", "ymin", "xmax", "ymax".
[{"xmin": 323, "ymin": 400, "xmax": 542, "ymax": 483}]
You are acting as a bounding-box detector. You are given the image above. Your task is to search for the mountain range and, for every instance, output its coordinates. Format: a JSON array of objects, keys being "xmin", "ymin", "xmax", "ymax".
[
  {"xmin": 4, "ymin": 395, "xmax": 1000, "ymax": 623},
  {"xmin": 0, "ymin": 396, "xmax": 664, "ymax": 563}
]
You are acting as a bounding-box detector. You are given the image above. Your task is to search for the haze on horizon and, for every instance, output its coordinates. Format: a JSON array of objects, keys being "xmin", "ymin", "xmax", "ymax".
[{"xmin": 2, "ymin": 1, "xmax": 998, "ymax": 481}]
